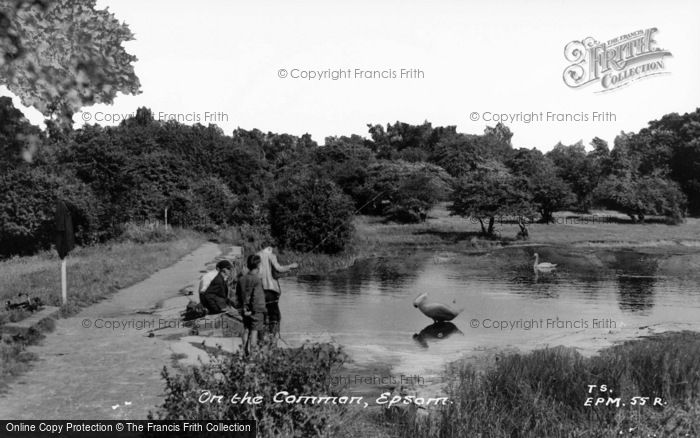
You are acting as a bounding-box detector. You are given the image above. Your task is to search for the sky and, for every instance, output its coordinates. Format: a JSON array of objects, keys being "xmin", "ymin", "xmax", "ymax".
[{"xmin": 3, "ymin": 0, "xmax": 700, "ymax": 151}]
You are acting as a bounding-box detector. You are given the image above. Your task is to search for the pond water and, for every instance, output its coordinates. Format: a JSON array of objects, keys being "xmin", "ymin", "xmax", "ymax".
[{"xmin": 279, "ymin": 247, "xmax": 700, "ymax": 385}]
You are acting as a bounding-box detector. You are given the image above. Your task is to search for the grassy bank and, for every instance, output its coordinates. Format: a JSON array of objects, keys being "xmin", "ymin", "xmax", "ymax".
[
  {"xmin": 0, "ymin": 227, "xmax": 205, "ymax": 384},
  {"xmin": 382, "ymin": 331, "xmax": 700, "ymax": 437},
  {"xmin": 253, "ymin": 204, "xmax": 700, "ymax": 277},
  {"xmin": 363, "ymin": 204, "xmax": 700, "ymax": 248}
]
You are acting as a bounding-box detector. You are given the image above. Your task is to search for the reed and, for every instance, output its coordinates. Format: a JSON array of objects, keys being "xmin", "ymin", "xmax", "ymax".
[{"xmin": 386, "ymin": 332, "xmax": 700, "ymax": 437}]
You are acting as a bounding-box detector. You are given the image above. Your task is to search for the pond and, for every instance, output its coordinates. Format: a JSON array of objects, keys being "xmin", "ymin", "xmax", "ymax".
[{"xmin": 279, "ymin": 247, "xmax": 700, "ymax": 386}]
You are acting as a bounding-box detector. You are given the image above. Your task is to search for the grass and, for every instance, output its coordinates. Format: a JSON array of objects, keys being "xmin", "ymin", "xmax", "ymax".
[
  {"xmin": 382, "ymin": 331, "xmax": 700, "ymax": 437},
  {"xmin": 0, "ymin": 227, "xmax": 205, "ymax": 385},
  {"xmin": 262, "ymin": 204, "xmax": 700, "ymax": 277},
  {"xmin": 422, "ymin": 204, "xmax": 700, "ymax": 247}
]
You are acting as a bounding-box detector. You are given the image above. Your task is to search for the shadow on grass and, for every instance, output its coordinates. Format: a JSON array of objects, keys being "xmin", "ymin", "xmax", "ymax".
[{"xmin": 414, "ymin": 230, "xmax": 489, "ymax": 243}]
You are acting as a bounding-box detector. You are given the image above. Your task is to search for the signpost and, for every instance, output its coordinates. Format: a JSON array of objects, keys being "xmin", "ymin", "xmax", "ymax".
[{"xmin": 55, "ymin": 200, "xmax": 75, "ymax": 305}]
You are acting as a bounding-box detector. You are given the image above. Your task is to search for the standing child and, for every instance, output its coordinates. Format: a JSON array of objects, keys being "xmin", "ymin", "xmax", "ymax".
[
  {"xmin": 236, "ymin": 255, "xmax": 267, "ymax": 355},
  {"xmin": 257, "ymin": 246, "xmax": 298, "ymax": 339}
]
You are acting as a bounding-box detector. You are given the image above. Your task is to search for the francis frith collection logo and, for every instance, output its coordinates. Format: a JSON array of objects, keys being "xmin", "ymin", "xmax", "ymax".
[{"xmin": 563, "ymin": 28, "xmax": 672, "ymax": 92}]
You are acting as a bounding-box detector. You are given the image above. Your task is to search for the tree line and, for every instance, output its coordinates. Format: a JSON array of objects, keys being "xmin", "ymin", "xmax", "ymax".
[{"xmin": 1, "ymin": 98, "xmax": 699, "ymax": 257}]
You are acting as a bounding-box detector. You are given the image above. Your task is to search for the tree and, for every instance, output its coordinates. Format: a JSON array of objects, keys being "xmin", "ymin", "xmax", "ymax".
[
  {"xmin": 594, "ymin": 175, "xmax": 686, "ymax": 223},
  {"xmin": 168, "ymin": 177, "xmax": 238, "ymax": 231},
  {"xmin": 449, "ymin": 168, "xmax": 533, "ymax": 236},
  {"xmin": 648, "ymin": 109, "xmax": 700, "ymax": 215},
  {"xmin": 430, "ymin": 133, "xmax": 488, "ymax": 178},
  {"xmin": 315, "ymin": 135, "xmax": 375, "ymax": 204},
  {"xmin": 367, "ymin": 121, "xmax": 440, "ymax": 159},
  {"xmin": 0, "ymin": 0, "xmax": 51, "ymax": 66},
  {"xmin": 482, "ymin": 123, "xmax": 514, "ymax": 159},
  {"xmin": 268, "ymin": 176, "xmax": 354, "ymax": 254},
  {"xmin": 546, "ymin": 141, "xmax": 600, "ymax": 211},
  {"xmin": 0, "ymin": 166, "xmax": 101, "ymax": 256},
  {"xmin": 357, "ymin": 160, "xmax": 452, "ymax": 222},
  {"xmin": 0, "ymin": 95, "xmax": 43, "ymax": 169},
  {"xmin": 507, "ymin": 148, "xmax": 575, "ymax": 223},
  {"xmin": 0, "ymin": 0, "xmax": 141, "ymax": 128},
  {"xmin": 594, "ymin": 125, "xmax": 689, "ymax": 222}
]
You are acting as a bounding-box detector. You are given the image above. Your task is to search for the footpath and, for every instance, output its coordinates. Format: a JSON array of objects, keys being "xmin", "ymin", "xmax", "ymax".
[{"xmin": 0, "ymin": 242, "xmax": 241, "ymax": 420}]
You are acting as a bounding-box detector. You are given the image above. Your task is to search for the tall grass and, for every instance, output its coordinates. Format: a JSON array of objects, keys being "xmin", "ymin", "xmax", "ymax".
[{"xmin": 388, "ymin": 332, "xmax": 700, "ymax": 437}]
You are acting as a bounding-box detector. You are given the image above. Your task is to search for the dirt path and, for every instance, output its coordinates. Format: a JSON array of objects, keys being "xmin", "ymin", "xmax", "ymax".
[{"xmin": 0, "ymin": 242, "xmax": 221, "ymax": 420}]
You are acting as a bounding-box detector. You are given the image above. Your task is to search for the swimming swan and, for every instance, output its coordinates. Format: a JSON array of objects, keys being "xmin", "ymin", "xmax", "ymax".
[
  {"xmin": 533, "ymin": 253, "xmax": 557, "ymax": 272},
  {"xmin": 413, "ymin": 293, "xmax": 463, "ymax": 322}
]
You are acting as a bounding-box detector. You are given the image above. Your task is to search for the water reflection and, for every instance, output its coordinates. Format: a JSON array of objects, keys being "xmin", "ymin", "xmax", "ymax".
[
  {"xmin": 298, "ymin": 256, "xmax": 426, "ymax": 295},
  {"xmin": 611, "ymin": 251, "xmax": 658, "ymax": 314},
  {"xmin": 511, "ymin": 272, "xmax": 560, "ymax": 298},
  {"xmin": 617, "ymin": 275, "xmax": 655, "ymax": 313},
  {"xmin": 412, "ymin": 322, "xmax": 463, "ymax": 348}
]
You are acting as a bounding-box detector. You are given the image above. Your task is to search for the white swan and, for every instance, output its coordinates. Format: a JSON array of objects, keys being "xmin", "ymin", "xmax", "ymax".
[
  {"xmin": 413, "ymin": 293, "xmax": 463, "ymax": 323},
  {"xmin": 533, "ymin": 253, "xmax": 557, "ymax": 272}
]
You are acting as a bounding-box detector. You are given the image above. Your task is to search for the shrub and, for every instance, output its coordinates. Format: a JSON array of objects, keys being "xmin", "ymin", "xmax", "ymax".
[
  {"xmin": 0, "ymin": 167, "xmax": 101, "ymax": 256},
  {"xmin": 268, "ymin": 176, "xmax": 354, "ymax": 254},
  {"xmin": 152, "ymin": 343, "xmax": 348, "ymax": 437}
]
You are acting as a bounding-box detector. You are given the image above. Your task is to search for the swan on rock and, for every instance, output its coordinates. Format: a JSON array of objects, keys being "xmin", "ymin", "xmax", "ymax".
[{"xmin": 413, "ymin": 293, "xmax": 463, "ymax": 323}]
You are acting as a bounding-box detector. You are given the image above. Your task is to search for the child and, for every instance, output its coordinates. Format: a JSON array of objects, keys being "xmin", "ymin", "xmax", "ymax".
[
  {"xmin": 236, "ymin": 255, "xmax": 267, "ymax": 355},
  {"xmin": 257, "ymin": 245, "xmax": 298, "ymax": 339},
  {"xmin": 200, "ymin": 260, "xmax": 233, "ymax": 315}
]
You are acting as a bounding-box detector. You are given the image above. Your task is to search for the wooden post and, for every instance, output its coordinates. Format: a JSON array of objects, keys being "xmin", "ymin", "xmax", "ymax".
[
  {"xmin": 61, "ymin": 258, "xmax": 67, "ymax": 305},
  {"xmin": 164, "ymin": 207, "xmax": 169, "ymax": 229}
]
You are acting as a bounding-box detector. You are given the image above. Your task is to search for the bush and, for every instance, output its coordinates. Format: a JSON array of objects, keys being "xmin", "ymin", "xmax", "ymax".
[
  {"xmin": 268, "ymin": 176, "xmax": 354, "ymax": 254},
  {"xmin": 0, "ymin": 167, "xmax": 101, "ymax": 256},
  {"xmin": 152, "ymin": 343, "xmax": 348, "ymax": 437}
]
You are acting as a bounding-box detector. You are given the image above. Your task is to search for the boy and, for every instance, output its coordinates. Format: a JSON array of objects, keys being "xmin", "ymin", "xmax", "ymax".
[
  {"xmin": 257, "ymin": 245, "xmax": 298, "ymax": 339},
  {"xmin": 199, "ymin": 260, "xmax": 233, "ymax": 315},
  {"xmin": 236, "ymin": 255, "xmax": 267, "ymax": 355}
]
